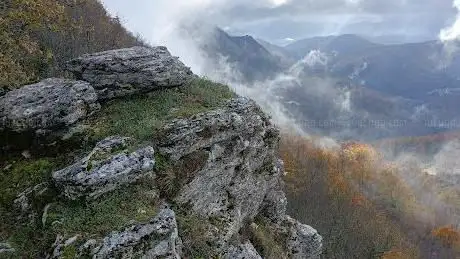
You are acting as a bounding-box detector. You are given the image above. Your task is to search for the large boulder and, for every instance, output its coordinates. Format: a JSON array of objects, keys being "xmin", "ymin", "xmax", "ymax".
[
  {"xmin": 156, "ymin": 97, "xmax": 323, "ymax": 257},
  {"xmin": 0, "ymin": 78, "xmax": 100, "ymax": 133},
  {"xmin": 67, "ymin": 46, "xmax": 194, "ymax": 100},
  {"xmin": 49, "ymin": 209, "xmax": 182, "ymax": 259},
  {"xmin": 52, "ymin": 136, "xmax": 155, "ymax": 200}
]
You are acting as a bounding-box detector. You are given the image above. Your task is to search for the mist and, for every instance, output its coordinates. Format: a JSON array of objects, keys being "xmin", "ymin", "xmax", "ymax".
[{"xmin": 99, "ymin": 0, "xmax": 460, "ymax": 255}]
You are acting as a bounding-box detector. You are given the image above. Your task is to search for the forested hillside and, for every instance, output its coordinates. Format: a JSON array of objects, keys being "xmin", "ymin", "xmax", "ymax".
[
  {"xmin": 0, "ymin": 0, "xmax": 144, "ymax": 91},
  {"xmin": 281, "ymin": 136, "xmax": 460, "ymax": 258}
]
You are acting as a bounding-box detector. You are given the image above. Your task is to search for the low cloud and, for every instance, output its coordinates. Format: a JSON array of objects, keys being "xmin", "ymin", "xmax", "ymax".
[{"xmin": 103, "ymin": 0, "xmax": 456, "ymax": 44}]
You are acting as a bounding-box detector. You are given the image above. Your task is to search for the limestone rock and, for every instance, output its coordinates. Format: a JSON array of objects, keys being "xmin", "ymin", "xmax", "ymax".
[
  {"xmin": 286, "ymin": 216, "xmax": 323, "ymax": 259},
  {"xmin": 158, "ymin": 97, "xmax": 281, "ymax": 245},
  {"xmin": 67, "ymin": 46, "xmax": 194, "ymax": 100},
  {"xmin": 0, "ymin": 78, "xmax": 100, "ymax": 133},
  {"xmin": 14, "ymin": 182, "xmax": 50, "ymax": 214},
  {"xmin": 268, "ymin": 216, "xmax": 323, "ymax": 259},
  {"xmin": 49, "ymin": 209, "xmax": 182, "ymax": 259},
  {"xmin": 52, "ymin": 136, "xmax": 155, "ymax": 200},
  {"xmin": 91, "ymin": 209, "xmax": 181, "ymax": 258},
  {"xmin": 224, "ymin": 242, "xmax": 262, "ymax": 259}
]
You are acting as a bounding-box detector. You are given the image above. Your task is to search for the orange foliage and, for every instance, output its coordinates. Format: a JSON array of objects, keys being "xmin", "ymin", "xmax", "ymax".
[
  {"xmin": 381, "ymin": 249, "xmax": 414, "ymax": 259},
  {"xmin": 351, "ymin": 194, "xmax": 367, "ymax": 207},
  {"xmin": 432, "ymin": 226, "xmax": 460, "ymax": 248},
  {"xmin": 280, "ymin": 135, "xmax": 425, "ymax": 257}
]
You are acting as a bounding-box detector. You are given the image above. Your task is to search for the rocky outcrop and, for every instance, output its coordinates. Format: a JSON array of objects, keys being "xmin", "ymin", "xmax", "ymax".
[
  {"xmin": 1, "ymin": 46, "xmax": 322, "ymax": 258},
  {"xmin": 67, "ymin": 46, "xmax": 194, "ymax": 100},
  {"xmin": 158, "ymin": 98, "xmax": 279, "ymax": 233},
  {"xmin": 0, "ymin": 78, "xmax": 100, "ymax": 134},
  {"xmin": 155, "ymin": 97, "xmax": 322, "ymax": 257},
  {"xmin": 50, "ymin": 209, "xmax": 181, "ymax": 259},
  {"xmin": 52, "ymin": 136, "xmax": 155, "ymax": 200}
]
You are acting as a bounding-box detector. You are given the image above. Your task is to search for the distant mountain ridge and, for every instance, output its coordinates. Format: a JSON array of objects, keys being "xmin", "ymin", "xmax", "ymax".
[
  {"xmin": 199, "ymin": 28, "xmax": 283, "ymax": 81},
  {"xmin": 200, "ymin": 30, "xmax": 460, "ymax": 139},
  {"xmin": 285, "ymin": 34, "xmax": 379, "ymax": 59}
]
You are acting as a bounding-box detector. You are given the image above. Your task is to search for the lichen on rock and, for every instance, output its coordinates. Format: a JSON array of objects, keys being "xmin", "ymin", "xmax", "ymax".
[
  {"xmin": 49, "ymin": 208, "xmax": 181, "ymax": 259},
  {"xmin": 52, "ymin": 136, "xmax": 155, "ymax": 200},
  {"xmin": 66, "ymin": 46, "xmax": 194, "ymax": 100},
  {"xmin": 0, "ymin": 78, "xmax": 100, "ymax": 134}
]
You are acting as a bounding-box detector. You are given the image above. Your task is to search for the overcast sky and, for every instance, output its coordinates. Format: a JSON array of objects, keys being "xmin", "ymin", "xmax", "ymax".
[{"xmin": 101, "ymin": 0, "xmax": 458, "ymax": 45}]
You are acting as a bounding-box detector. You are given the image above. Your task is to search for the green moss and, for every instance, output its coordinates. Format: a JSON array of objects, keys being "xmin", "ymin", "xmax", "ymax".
[
  {"xmin": 62, "ymin": 245, "xmax": 77, "ymax": 259},
  {"xmin": 89, "ymin": 78, "xmax": 235, "ymax": 141},
  {"xmin": 6, "ymin": 222, "xmax": 57, "ymax": 258},
  {"xmin": 5, "ymin": 180, "xmax": 159, "ymax": 258},
  {"xmin": 0, "ymin": 158, "xmax": 57, "ymax": 207},
  {"xmin": 46, "ymin": 181, "xmax": 159, "ymax": 238}
]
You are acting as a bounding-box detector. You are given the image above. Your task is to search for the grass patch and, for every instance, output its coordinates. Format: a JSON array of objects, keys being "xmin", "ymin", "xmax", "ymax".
[
  {"xmin": 156, "ymin": 150, "xmax": 209, "ymax": 199},
  {"xmin": 46, "ymin": 181, "xmax": 159, "ymax": 238},
  {"xmin": 248, "ymin": 219, "xmax": 287, "ymax": 259},
  {"xmin": 176, "ymin": 211, "xmax": 221, "ymax": 259},
  {"xmin": 5, "ymin": 180, "xmax": 159, "ymax": 258},
  {"xmin": 90, "ymin": 78, "xmax": 235, "ymax": 141},
  {"xmin": 0, "ymin": 158, "xmax": 58, "ymax": 207}
]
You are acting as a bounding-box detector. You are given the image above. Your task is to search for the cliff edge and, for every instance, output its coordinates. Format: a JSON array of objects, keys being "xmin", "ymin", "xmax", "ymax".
[{"xmin": 0, "ymin": 46, "xmax": 322, "ymax": 258}]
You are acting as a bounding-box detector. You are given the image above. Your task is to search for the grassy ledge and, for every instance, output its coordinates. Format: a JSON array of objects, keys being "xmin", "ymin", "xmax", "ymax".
[{"xmin": 89, "ymin": 78, "xmax": 235, "ymax": 142}]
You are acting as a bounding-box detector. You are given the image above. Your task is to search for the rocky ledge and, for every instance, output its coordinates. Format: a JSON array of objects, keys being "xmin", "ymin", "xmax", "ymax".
[
  {"xmin": 67, "ymin": 46, "xmax": 194, "ymax": 100},
  {"xmin": 0, "ymin": 46, "xmax": 322, "ymax": 258}
]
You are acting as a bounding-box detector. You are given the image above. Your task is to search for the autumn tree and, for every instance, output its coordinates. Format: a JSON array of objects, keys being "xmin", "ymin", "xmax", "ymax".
[
  {"xmin": 0, "ymin": 0, "xmax": 145, "ymax": 90},
  {"xmin": 0, "ymin": 0, "xmax": 65, "ymax": 88}
]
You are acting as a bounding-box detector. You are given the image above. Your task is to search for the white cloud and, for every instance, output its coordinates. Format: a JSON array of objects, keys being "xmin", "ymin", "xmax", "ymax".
[{"xmin": 440, "ymin": 0, "xmax": 460, "ymax": 41}]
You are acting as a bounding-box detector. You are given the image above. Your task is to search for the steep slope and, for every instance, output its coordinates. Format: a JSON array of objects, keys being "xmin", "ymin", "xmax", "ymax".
[
  {"xmin": 256, "ymin": 39, "xmax": 296, "ymax": 68},
  {"xmin": 200, "ymin": 28, "xmax": 283, "ymax": 82}
]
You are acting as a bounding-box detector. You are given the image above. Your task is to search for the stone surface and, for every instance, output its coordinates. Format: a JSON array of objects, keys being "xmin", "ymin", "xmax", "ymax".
[
  {"xmin": 265, "ymin": 216, "xmax": 323, "ymax": 259},
  {"xmin": 50, "ymin": 209, "xmax": 181, "ymax": 259},
  {"xmin": 67, "ymin": 46, "xmax": 194, "ymax": 100},
  {"xmin": 14, "ymin": 182, "xmax": 50, "ymax": 214},
  {"xmin": 52, "ymin": 136, "xmax": 155, "ymax": 200},
  {"xmin": 285, "ymin": 216, "xmax": 323, "ymax": 259},
  {"xmin": 0, "ymin": 78, "xmax": 100, "ymax": 133},
  {"xmin": 156, "ymin": 97, "xmax": 322, "ymax": 257},
  {"xmin": 92, "ymin": 209, "xmax": 181, "ymax": 259},
  {"xmin": 157, "ymin": 97, "xmax": 282, "ymax": 246},
  {"xmin": 0, "ymin": 242, "xmax": 15, "ymax": 254},
  {"xmin": 224, "ymin": 242, "xmax": 262, "ymax": 259}
]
